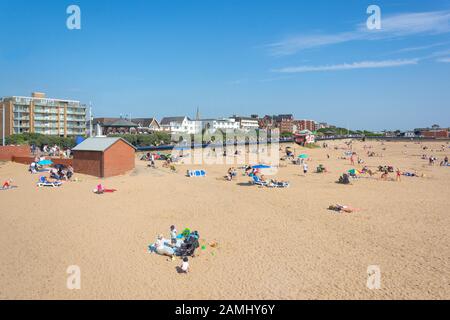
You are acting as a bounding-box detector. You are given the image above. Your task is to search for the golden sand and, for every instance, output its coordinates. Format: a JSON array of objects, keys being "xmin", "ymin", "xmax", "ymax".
[{"xmin": 0, "ymin": 140, "xmax": 449, "ymax": 299}]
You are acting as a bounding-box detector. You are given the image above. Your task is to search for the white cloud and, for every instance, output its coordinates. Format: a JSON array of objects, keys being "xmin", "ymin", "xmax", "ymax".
[
  {"xmin": 267, "ymin": 10, "xmax": 450, "ymax": 56},
  {"xmin": 437, "ymin": 57, "xmax": 450, "ymax": 63},
  {"xmin": 272, "ymin": 59, "xmax": 419, "ymax": 73}
]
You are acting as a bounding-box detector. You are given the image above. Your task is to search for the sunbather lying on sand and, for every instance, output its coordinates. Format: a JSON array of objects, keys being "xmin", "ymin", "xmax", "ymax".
[{"xmin": 328, "ymin": 204, "xmax": 360, "ymax": 213}]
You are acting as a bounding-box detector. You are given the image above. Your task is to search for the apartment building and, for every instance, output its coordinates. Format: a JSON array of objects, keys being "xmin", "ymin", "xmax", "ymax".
[
  {"xmin": 230, "ymin": 116, "xmax": 260, "ymax": 132},
  {"xmin": 294, "ymin": 119, "xmax": 318, "ymax": 132},
  {"xmin": 0, "ymin": 92, "xmax": 87, "ymax": 137}
]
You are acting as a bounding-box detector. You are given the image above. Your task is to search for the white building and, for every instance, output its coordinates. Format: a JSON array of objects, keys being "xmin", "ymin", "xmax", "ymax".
[
  {"xmin": 230, "ymin": 116, "xmax": 260, "ymax": 132},
  {"xmin": 202, "ymin": 118, "xmax": 240, "ymax": 132},
  {"xmin": 403, "ymin": 131, "xmax": 416, "ymax": 138},
  {"xmin": 160, "ymin": 116, "xmax": 202, "ymax": 135}
]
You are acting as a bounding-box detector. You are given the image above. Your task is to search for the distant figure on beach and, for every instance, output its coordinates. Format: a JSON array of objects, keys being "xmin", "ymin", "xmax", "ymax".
[
  {"xmin": 350, "ymin": 153, "xmax": 356, "ymax": 165},
  {"xmin": 2, "ymin": 179, "xmax": 12, "ymax": 189},
  {"xmin": 303, "ymin": 162, "xmax": 308, "ymax": 175},
  {"xmin": 149, "ymin": 153, "xmax": 155, "ymax": 168},
  {"xmin": 170, "ymin": 225, "xmax": 177, "ymax": 244},
  {"xmin": 396, "ymin": 169, "xmax": 401, "ymax": 182}
]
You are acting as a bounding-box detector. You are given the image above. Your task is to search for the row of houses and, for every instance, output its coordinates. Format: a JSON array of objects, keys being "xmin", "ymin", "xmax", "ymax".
[{"xmin": 92, "ymin": 114, "xmax": 327, "ymax": 136}]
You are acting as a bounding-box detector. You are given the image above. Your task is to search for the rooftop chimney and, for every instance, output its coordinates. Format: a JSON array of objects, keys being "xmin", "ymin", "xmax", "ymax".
[{"xmin": 32, "ymin": 92, "xmax": 46, "ymax": 98}]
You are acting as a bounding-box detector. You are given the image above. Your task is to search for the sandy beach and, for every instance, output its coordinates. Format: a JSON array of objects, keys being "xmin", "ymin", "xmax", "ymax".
[{"xmin": 0, "ymin": 140, "xmax": 449, "ymax": 300}]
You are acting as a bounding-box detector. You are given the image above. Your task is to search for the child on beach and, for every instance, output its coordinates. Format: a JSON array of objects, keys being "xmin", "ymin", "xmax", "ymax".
[
  {"xmin": 170, "ymin": 225, "xmax": 177, "ymax": 244},
  {"xmin": 180, "ymin": 257, "xmax": 189, "ymax": 274}
]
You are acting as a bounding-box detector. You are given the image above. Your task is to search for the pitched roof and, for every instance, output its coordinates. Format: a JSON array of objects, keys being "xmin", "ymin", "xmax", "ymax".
[
  {"xmin": 72, "ymin": 137, "xmax": 136, "ymax": 152},
  {"xmin": 93, "ymin": 118, "xmax": 138, "ymax": 127},
  {"xmin": 160, "ymin": 116, "xmax": 187, "ymax": 125},
  {"xmin": 131, "ymin": 118, "xmax": 160, "ymax": 128}
]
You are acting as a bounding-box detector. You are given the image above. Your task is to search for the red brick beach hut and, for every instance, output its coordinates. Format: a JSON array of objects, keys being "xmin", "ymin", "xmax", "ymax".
[{"xmin": 72, "ymin": 137, "xmax": 136, "ymax": 178}]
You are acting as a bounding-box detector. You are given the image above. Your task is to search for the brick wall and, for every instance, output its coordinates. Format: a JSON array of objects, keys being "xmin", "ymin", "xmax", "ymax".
[
  {"xmin": 421, "ymin": 130, "xmax": 449, "ymax": 138},
  {"xmin": 73, "ymin": 151, "xmax": 103, "ymax": 177},
  {"xmin": 103, "ymin": 141, "xmax": 135, "ymax": 177},
  {"xmin": 12, "ymin": 156, "xmax": 73, "ymax": 166},
  {"xmin": 0, "ymin": 145, "xmax": 31, "ymax": 161}
]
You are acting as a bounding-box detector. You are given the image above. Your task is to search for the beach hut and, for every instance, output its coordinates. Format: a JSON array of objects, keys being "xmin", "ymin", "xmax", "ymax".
[
  {"xmin": 294, "ymin": 130, "xmax": 316, "ymax": 146},
  {"xmin": 72, "ymin": 137, "xmax": 136, "ymax": 178}
]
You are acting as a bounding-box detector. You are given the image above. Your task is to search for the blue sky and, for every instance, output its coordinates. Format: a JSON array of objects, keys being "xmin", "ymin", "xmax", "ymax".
[{"xmin": 0, "ymin": 0, "xmax": 449, "ymax": 131}]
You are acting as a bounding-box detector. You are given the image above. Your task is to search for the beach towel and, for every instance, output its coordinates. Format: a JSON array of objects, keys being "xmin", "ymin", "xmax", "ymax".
[
  {"xmin": 0, "ymin": 186, "xmax": 18, "ymax": 191},
  {"xmin": 187, "ymin": 170, "xmax": 206, "ymax": 177}
]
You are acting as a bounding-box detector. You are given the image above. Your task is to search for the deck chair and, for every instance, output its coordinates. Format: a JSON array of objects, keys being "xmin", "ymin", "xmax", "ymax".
[
  {"xmin": 268, "ymin": 181, "xmax": 290, "ymax": 188},
  {"xmin": 37, "ymin": 176, "xmax": 62, "ymax": 188},
  {"xmin": 251, "ymin": 175, "xmax": 268, "ymax": 186}
]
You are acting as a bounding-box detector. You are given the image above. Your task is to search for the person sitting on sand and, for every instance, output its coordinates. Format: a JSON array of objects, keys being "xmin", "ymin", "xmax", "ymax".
[
  {"xmin": 338, "ymin": 174, "xmax": 350, "ymax": 184},
  {"xmin": 180, "ymin": 257, "xmax": 189, "ymax": 274},
  {"xmin": 2, "ymin": 179, "xmax": 13, "ymax": 189},
  {"xmin": 95, "ymin": 184, "xmax": 105, "ymax": 194},
  {"xmin": 67, "ymin": 166, "xmax": 74, "ymax": 180},
  {"xmin": 380, "ymin": 171, "xmax": 389, "ymax": 181}
]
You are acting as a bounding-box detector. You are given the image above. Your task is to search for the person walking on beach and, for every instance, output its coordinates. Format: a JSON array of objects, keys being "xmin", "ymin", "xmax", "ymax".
[
  {"xmin": 303, "ymin": 162, "xmax": 308, "ymax": 175},
  {"xmin": 396, "ymin": 168, "xmax": 401, "ymax": 182},
  {"xmin": 149, "ymin": 153, "xmax": 155, "ymax": 168}
]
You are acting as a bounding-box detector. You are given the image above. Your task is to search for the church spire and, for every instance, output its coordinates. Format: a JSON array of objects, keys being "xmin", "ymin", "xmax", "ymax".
[{"xmin": 195, "ymin": 106, "xmax": 200, "ymax": 120}]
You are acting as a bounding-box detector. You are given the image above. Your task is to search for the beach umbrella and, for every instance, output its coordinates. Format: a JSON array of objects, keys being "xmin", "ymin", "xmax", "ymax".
[
  {"xmin": 252, "ymin": 164, "xmax": 272, "ymax": 169},
  {"xmin": 298, "ymin": 154, "xmax": 309, "ymax": 159},
  {"xmin": 348, "ymin": 169, "xmax": 361, "ymax": 175},
  {"xmin": 37, "ymin": 159, "xmax": 53, "ymax": 166}
]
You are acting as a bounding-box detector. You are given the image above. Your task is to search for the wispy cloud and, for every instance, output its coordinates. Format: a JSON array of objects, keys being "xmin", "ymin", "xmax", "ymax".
[
  {"xmin": 272, "ymin": 59, "xmax": 419, "ymax": 73},
  {"xmin": 267, "ymin": 10, "xmax": 450, "ymax": 56},
  {"xmin": 437, "ymin": 57, "xmax": 450, "ymax": 63},
  {"xmin": 390, "ymin": 41, "xmax": 450, "ymax": 54}
]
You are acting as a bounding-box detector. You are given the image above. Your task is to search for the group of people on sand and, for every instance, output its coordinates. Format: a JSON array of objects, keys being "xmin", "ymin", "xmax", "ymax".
[
  {"xmin": 422, "ymin": 154, "xmax": 448, "ymax": 166},
  {"xmin": 151, "ymin": 225, "xmax": 203, "ymax": 274}
]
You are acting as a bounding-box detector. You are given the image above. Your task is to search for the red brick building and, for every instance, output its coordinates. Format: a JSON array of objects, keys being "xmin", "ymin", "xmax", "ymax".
[
  {"xmin": 295, "ymin": 119, "xmax": 318, "ymax": 132},
  {"xmin": 72, "ymin": 137, "xmax": 136, "ymax": 178},
  {"xmin": 420, "ymin": 129, "xmax": 449, "ymax": 139}
]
